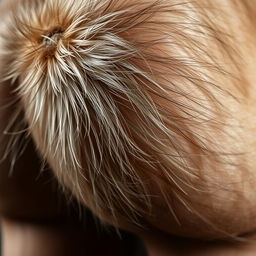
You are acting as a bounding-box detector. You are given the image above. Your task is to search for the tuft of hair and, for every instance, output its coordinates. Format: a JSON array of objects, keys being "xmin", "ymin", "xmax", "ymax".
[{"xmin": 0, "ymin": 0, "xmax": 250, "ymax": 238}]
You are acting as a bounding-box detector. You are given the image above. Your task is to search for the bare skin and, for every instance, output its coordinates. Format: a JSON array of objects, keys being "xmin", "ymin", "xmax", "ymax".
[
  {"xmin": 1, "ymin": 219, "xmax": 87, "ymax": 256},
  {"xmin": 143, "ymin": 232, "xmax": 256, "ymax": 256}
]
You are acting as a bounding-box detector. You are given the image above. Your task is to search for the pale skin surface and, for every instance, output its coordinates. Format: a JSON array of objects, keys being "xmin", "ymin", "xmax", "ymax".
[
  {"xmin": 1, "ymin": 219, "xmax": 88, "ymax": 256},
  {"xmin": 1, "ymin": 0, "xmax": 256, "ymax": 256},
  {"xmin": 143, "ymin": 233, "xmax": 256, "ymax": 256}
]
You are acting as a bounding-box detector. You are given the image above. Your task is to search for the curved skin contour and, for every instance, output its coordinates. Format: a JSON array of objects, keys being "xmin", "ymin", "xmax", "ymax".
[{"xmin": 1, "ymin": 0, "xmax": 256, "ymax": 251}]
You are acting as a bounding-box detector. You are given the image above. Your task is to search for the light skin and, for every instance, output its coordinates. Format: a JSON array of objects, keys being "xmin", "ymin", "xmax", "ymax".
[{"xmin": 1, "ymin": 0, "xmax": 256, "ymax": 255}]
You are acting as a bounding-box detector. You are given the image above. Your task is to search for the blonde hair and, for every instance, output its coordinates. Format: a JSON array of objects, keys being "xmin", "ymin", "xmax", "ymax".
[{"xmin": 0, "ymin": 0, "xmax": 254, "ymax": 238}]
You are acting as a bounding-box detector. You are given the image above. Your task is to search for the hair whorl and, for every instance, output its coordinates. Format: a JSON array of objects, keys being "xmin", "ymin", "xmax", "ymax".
[{"xmin": 0, "ymin": 0, "xmax": 247, "ymax": 237}]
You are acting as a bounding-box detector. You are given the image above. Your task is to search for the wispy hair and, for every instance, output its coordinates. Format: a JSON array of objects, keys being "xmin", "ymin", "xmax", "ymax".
[{"xmin": 0, "ymin": 0, "xmax": 251, "ymax": 238}]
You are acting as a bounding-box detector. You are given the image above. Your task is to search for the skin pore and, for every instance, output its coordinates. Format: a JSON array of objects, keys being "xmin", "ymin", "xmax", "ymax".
[{"xmin": 1, "ymin": 0, "xmax": 256, "ymax": 255}]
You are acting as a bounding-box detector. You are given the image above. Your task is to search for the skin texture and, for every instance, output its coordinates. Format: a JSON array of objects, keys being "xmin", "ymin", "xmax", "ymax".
[
  {"xmin": 1, "ymin": 0, "xmax": 256, "ymax": 256},
  {"xmin": 1, "ymin": 219, "xmax": 87, "ymax": 256},
  {"xmin": 143, "ymin": 232, "xmax": 256, "ymax": 256}
]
